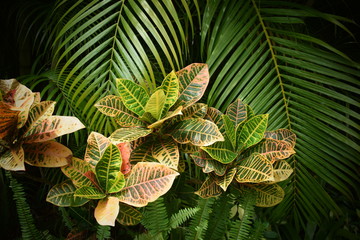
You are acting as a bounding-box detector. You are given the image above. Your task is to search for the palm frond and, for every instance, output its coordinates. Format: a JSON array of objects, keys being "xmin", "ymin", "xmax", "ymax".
[{"xmin": 203, "ymin": 0, "xmax": 360, "ymax": 225}]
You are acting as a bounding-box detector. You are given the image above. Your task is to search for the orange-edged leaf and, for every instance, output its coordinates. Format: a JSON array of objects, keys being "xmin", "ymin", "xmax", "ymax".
[
  {"xmin": 74, "ymin": 186, "xmax": 106, "ymax": 199},
  {"xmin": 195, "ymin": 177, "xmax": 223, "ymax": 198},
  {"xmin": 109, "ymin": 128, "xmax": 152, "ymax": 144},
  {"xmin": 205, "ymin": 107, "xmax": 225, "ymax": 134},
  {"xmin": 147, "ymin": 106, "xmax": 183, "ymax": 129},
  {"xmin": 46, "ymin": 179, "xmax": 89, "ymax": 207},
  {"xmin": 23, "ymin": 141, "xmax": 71, "ymax": 167},
  {"xmin": 270, "ymin": 160, "xmax": 293, "ymax": 183},
  {"xmin": 4, "ymin": 80, "xmax": 33, "ymax": 108},
  {"xmin": 152, "ymin": 138, "xmax": 179, "ymax": 170},
  {"xmin": 117, "ymin": 79, "xmax": 149, "ymax": 116},
  {"xmin": 23, "ymin": 116, "xmax": 85, "ymax": 143},
  {"xmin": 191, "ymin": 150, "xmax": 227, "ymax": 176},
  {"xmin": 95, "ymin": 144, "xmax": 122, "ymax": 193},
  {"xmin": 235, "ymin": 154, "xmax": 274, "ymax": 183},
  {"xmin": 226, "ymin": 99, "xmax": 247, "ymax": 126},
  {"xmin": 117, "ymin": 203, "xmax": 142, "ymax": 226},
  {"xmin": 201, "ymin": 138, "xmax": 237, "ymax": 164},
  {"xmin": 0, "ymin": 146, "xmax": 25, "ymax": 171},
  {"xmin": 116, "ymin": 162, "xmax": 179, "ymax": 207},
  {"xmin": 215, "ymin": 168, "xmax": 237, "ymax": 191},
  {"xmin": 251, "ymin": 184, "xmax": 285, "ymax": 207},
  {"xmin": 95, "ymin": 197, "xmax": 120, "ymax": 226},
  {"xmin": 61, "ymin": 157, "xmax": 94, "ymax": 187},
  {"xmin": 264, "ymin": 129, "xmax": 296, "ymax": 148},
  {"xmin": 130, "ymin": 142, "xmax": 156, "ymax": 163},
  {"xmin": 173, "ymin": 63, "xmax": 209, "ymax": 109},
  {"xmin": 170, "ymin": 118, "xmax": 224, "ymax": 147},
  {"xmin": 84, "ymin": 132, "xmax": 110, "ymax": 167},
  {"xmin": 236, "ymin": 114, "xmax": 268, "ymax": 152},
  {"xmin": 144, "ymin": 89, "xmax": 166, "ymax": 120},
  {"xmin": 23, "ymin": 101, "xmax": 56, "ymax": 132},
  {"xmin": 117, "ymin": 142, "xmax": 132, "ymax": 175},
  {"xmin": 243, "ymin": 139, "xmax": 296, "ymax": 163},
  {"xmin": 159, "ymin": 71, "xmax": 179, "ymax": 119},
  {"xmin": 0, "ymin": 102, "xmax": 18, "ymax": 139}
]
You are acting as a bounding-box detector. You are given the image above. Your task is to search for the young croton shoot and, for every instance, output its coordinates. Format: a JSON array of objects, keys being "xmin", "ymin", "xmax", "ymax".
[
  {"xmin": 0, "ymin": 79, "xmax": 85, "ymax": 171},
  {"xmin": 95, "ymin": 63, "xmax": 224, "ymax": 171},
  {"xmin": 47, "ymin": 132, "xmax": 179, "ymax": 226},
  {"xmin": 193, "ymin": 99, "xmax": 296, "ymax": 207}
]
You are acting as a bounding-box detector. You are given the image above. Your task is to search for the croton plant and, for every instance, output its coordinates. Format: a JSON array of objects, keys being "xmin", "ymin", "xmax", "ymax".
[
  {"xmin": 0, "ymin": 79, "xmax": 85, "ymax": 171},
  {"xmin": 192, "ymin": 99, "xmax": 296, "ymax": 207}
]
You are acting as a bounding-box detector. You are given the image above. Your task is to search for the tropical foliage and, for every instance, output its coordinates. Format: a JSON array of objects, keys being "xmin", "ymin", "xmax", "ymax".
[{"xmin": 1, "ymin": 0, "xmax": 359, "ymax": 239}]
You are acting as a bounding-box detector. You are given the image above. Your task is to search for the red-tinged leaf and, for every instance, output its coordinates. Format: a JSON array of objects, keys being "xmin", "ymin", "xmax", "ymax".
[
  {"xmin": 23, "ymin": 116, "xmax": 85, "ymax": 143},
  {"xmin": 61, "ymin": 157, "xmax": 94, "ymax": 188},
  {"xmin": 191, "ymin": 150, "xmax": 227, "ymax": 176},
  {"xmin": 23, "ymin": 101, "xmax": 56, "ymax": 133},
  {"xmin": 152, "ymin": 138, "xmax": 179, "ymax": 170},
  {"xmin": 0, "ymin": 146, "xmax": 25, "ymax": 171},
  {"xmin": 116, "ymin": 162, "xmax": 179, "ymax": 207},
  {"xmin": 264, "ymin": 129, "xmax": 296, "ymax": 148},
  {"xmin": 94, "ymin": 197, "xmax": 120, "ymax": 226},
  {"xmin": 0, "ymin": 102, "xmax": 18, "ymax": 139},
  {"xmin": 23, "ymin": 141, "xmax": 72, "ymax": 167},
  {"xmin": 117, "ymin": 142, "xmax": 132, "ymax": 174},
  {"xmin": 117, "ymin": 203, "xmax": 142, "ymax": 226},
  {"xmin": 84, "ymin": 132, "xmax": 110, "ymax": 167},
  {"xmin": 173, "ymin": 63, "xmax": 209, "ymax": 109},
  {"xmin": 226, "ymin": 99, "xmax": 247, "ymax": 126},
  {"xmin": 195, "ymin": 177, "xmax": 223, "ymax": 198}
]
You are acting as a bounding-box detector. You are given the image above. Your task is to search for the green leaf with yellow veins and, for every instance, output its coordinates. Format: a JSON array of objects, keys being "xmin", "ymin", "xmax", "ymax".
[
  {"xmin": 147, "ymin": 106, "xmax": 183, "ymax": 129},
  {"xmin": 236, "ymin": 114, "xmax": 268, "ymax": 152},
  {"xmin": 152, "ymin": 138, "xmax": 179, "ymax": 170},
  {"xmin": 195, "ymin": 177, "xmax": 223, "ymax": 198},
  {"xmin": 222, "ymin": 115, "xmax": 236, "ymax": 148},
  {"xmin": 61, "ymin": 157, "xmax": 94, "ymax": 187},
  {"xmin": 74, "ymin": 186, "xmax": 106, "ymax": 199},
  {"xmin": 235, "ymin": 153, "xmax": 274, "ymax": 183},
  {"xmin": 117, "ymin": 203, "xmax": 142, "ymax": 226},
  {"xmin": 252, "ymin": 184, "xmax": 285, "ymax": 207},
  {"xmin": 117, "ymin": 79, "xmax": 149, "ymax": 116},
  {"xmin": 46, "ymin": 180, "xmax": 89, "ymax": 207},
  {"xmin": 159, "ymin": 71, "xmax": 179, "ymax": 119},
  {"xmin": 145, "ymin": 89, "xmax": 166, "ymax": 120},
  {"xmin": 84, "ymin": 132, "xmax": 110, "ymax": 167},
  {"xmin": 109, "ymin": 128, "xmax": 152, "ymax": 144},
  {"xmin": 226, "ymin": 99, "xmax": 247, "ymax": 126},
  {"xmin": 201, "ymin": 137, "xmax": 237, "ymax": 164}
]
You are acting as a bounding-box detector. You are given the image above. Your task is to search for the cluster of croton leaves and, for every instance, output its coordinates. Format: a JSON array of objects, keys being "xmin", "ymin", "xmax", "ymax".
[
  {"xmin": 0, "ymin": 79, "xmax": 85, "ymax": 171},
  {"xmin": 193, "ymin": 99, "xmax": 296, "ymax": 207}
]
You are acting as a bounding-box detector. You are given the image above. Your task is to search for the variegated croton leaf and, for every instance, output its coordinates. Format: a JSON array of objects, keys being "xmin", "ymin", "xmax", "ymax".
[{"xmin": 0, "ymin": 79, "xmax": 85, "ymax": 171}]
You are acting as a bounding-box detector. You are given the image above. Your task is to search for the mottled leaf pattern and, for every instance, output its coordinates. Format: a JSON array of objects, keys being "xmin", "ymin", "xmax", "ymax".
[
  {"xmin": 191, "ymin": 150, "xmax": 227, "ymax": 176},
  {"xmin": 252, "ymin": 184, "xmax": 285, "ymax": 207},
  {"xmin": 108, "ymin": 171, "xmax": 125, "ymax": 193},
  {"xmin": 15, "ymin": 94, "xmax": 34, "ymax": 129},
  {"xmin": 264, "ymin": 129, "xmax": 296, "ymax": 148},
  {"xmin": 0, "ymin": 102, "xmax": 18, "ymax": 139},
  {"xmin": 109, "ymin": 128, "xmax": 152, "ymax": 144},
  {"xmin": 117, "ymin": 203, "xmax": 142, "ymax": 226},
  {"xmin": 24, "ymin": 101, "xmax": 56, "ymax": 132},
  {"xmin": 170, "ymin": 103, "xmax": 207, "ymax": 123},
  {"xmin": 95, "ymin": 144, "xmax": 122, "ymax": 193},
  {"xmin": 116, "ymin": 162, "xmax": 179, "ymax": 207},
  {"xmin": 130, "ymin": 142, "xmax": 156, "ymax": 163},
  {"xmin": 178, "ymin": 143, "xmax": 199, "ymax": 153},
  {"xmin": 205, "ymin": 107, "xmax": 225, "ymax": 134},
  {"xmin": 61, "ymin": 157, "xmax": 94, "ymax": 187},
  {"xmin": 0, "ymin": 146, "xmax": 25, "ymax": 171},
  {"xmin": 95, "ymin": 197, "xmax": 120, "ymax": 226},
  {"xmin": 226, "ymin": 99, "xmax": 247, "ymax": 126},
  {"xmin": 23, "ymin": 141, "xmax": 71, "ymax": 167},
  {"xmin": 270, "ymin": 160, "xmax": 293, "ymax": 183},
  {"xmin": 235, "ymin": 154, "xmax": 274, "ymax": 183},
  {"xmin": 215, "ymin": 168, "xmax": 237, "ymax": 191},
  {"xmin": 159, "ymin": 71, "xmax": 179, "ymax": 119},
  {"xmin": 145, "ymin": 89, "xmax": 166, "ymax": 120},
  {"xmin": 46, "ymin": 180, "xmax": 89, "ymax": 207},
  {"xmin": 243, "ymin": 139, "xmax": 295, "ymax": 163},
  {"xmin": 147, "ymin": 106, "xmax": 183, "ymax": 129},
  {"xmin": 84, "ymin": 132, "xmax": 111, "ymax": 167},
  {"xmin": 23, "ymin": 116, "xmax": 85, "ymax": 143},
  {"xmin": 173, "ymin": 63, "xmax": 209, "ymax": 109},
  {"xmin": 152, "ymin": 138, "xmax": 179, "ymax": 170},
  {"xmin": 237, "ymin": 114, "xmax": 268, "ymax": 151},
  {"xmin": 75, "ymin": 186, "xmax": 106, "ymax": 199},
  {"xmin": 170, "ymin": 118, "xmax": 224, "ymax": 146},
  {"xmin": 117, "ymin": 79, "xmax": 149, "ymax": 116},
  {"xmin": 201, "ymin": 139, "xmax": 237, "ymax": 164},
  {"xmin": 195, "ymin": 177, "xmax": 223, "ymax": 198}
]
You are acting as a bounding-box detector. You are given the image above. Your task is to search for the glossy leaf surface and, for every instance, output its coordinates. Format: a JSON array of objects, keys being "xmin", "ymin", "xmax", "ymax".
[
  {"xmin": 46, "ymin": 180, "xmax": 89, "ymax": 207},
  {"xmin": 117, "ymin": 203, "xmax": 142, "ymax": 226},
  {"xmin": 145, "ymin": 89, "xmax": 166, "ymax": 120},
  {"xmin": 252, "ymin": 184, "xmax": 285, "ymax": 207},
  {"xmin": 117, "ymin": 79, "xmax": 149, "ymax": 116},
  {"xmin": 109, "ymin": 128, "xmax": 152, "ymax": 144},
  {"xmin": 237, "ymin": 114, "xmax": 268, "ymax": 151},
  {"xmin": 226, "ymin": 99, "xmax": 247, "ymax": 126},
  {"xmin": 159, "ymin": 71, "xmax": 179, "ymax": 118},
  {"xmin": 61, "ymin": 157, "xmax": 94, "ymax": 187},
  {"xmin": 84, "ymin": 132, "xmax": 111, "ymax": 167},
  {"xmin": 152, "ymin": 138, "xmax": 179, "ymax": 170},
  {"xmin": 195, "ymin": 177, "xmax": 223, "ymax": 198},
  {"xmin": 235, "ymin": 154, "xmax": 274, "ymax": 183},
  {"xmin": 94, "ymin": 197, "xmax": 120, "ymax": 226},
  {"xmin": 0, "ymin": 146, "xmax": 25, "ymax": 171}
]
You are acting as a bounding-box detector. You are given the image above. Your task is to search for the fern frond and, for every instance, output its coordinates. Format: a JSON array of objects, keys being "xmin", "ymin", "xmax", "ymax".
[
  {"xmin": 205, "ymin": 194, "xmax": 233, "ymax": 240},
  {"xmin": 229, "ymin": 190, "xmax": 256, "ymax": 240},
  {"xmin": 141, "ymin": 197, "xmax": 169, "ymax": 236},
  {"xmin": 248, "ymin": 220, "xmax": 268, "ymax": 240},
  {"xmin": 186, "ymin": 197, "xmax": 215, "ymax": 240},
  {"xmin": 59, "ymin": 207, "xmax": 73, "ymax": 230},
  {"xmin": 6, "ymin": 171, "xmax": 45, "ymax": 240},
  {"xmin": 169, "ymin": 207, "xmax": 200, "ymax": 229},
  {"xmin": 96, "ymin": 225, "xmax": 111, "ymax": 240}
]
